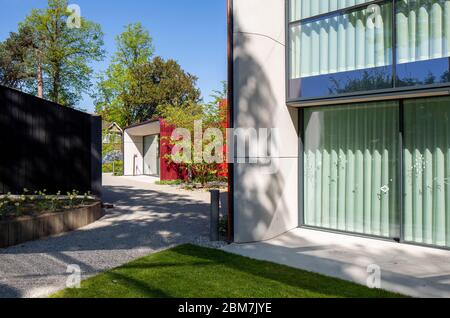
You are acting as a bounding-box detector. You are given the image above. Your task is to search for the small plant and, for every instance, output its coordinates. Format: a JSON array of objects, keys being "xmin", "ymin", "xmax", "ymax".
[
  {"xmin": 219, "ymin": 215, "xmax": 228, "ymax": 236},
  {"xmin": 67, "ymin": 190, "xmax": 80, "ymax": 208},
  {"xmin": 0, "ymin": 189, "xmax": 96, "ymax": 221}
]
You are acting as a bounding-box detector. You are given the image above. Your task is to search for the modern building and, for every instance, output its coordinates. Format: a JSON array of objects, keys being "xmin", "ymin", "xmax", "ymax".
[
  {"xmin": 123, "ymin": 119, "xmax": 192, "ymax": 181},
  {"xmin": 229, "ymin": 0, "xmax": 450, "ymax": 250},
  {"xmin": 123, "ymin": 119, "xmax": 162, "ymax": 177}
]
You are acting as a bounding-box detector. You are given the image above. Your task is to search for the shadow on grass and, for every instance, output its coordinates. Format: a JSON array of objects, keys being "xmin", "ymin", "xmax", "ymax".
[
  {"xmin": 55, "ymin": 244, "xmax": 404, "ymax": 298},
  {"xmin": 168, "ymin": 245, "xmax": 404, "ymax": 298}
]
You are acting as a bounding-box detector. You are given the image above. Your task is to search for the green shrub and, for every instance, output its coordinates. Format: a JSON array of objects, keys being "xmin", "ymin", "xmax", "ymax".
[
  {"xmin": 219, "ymin": 215, "xmax": 228, "ymax": 235},
  {"xmin": 113, "ymin": 163, "xmax": 124, "ymax": 176},
  {"xmin": 155, "ymin": 180, "xmax": 184, "ymax": 186},
  {"xmin": 103, "ymin": 161, "xmax": 123, "ymax": 174},
  {"xmin": 0, "ymin": 189, "xmax": 95, "ymax": 221}
]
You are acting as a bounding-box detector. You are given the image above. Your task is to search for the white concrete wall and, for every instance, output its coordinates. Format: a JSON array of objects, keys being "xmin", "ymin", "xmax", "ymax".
[
  {"xmin": 124, "ymin": 132, "xmax": 143, "ymax": 176},
  {"xmin": 233, "ymin": 0, "xmax": 299, "ymax": 243}
]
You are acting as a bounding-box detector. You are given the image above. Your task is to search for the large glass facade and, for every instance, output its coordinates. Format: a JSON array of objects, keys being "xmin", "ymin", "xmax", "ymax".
[
  {"xmin": 304, "ymin": 102, "xmax": 400, "ymax": 238},
  {"xmin": 302, "ymin": 97, "xmax": 450, "ymax": 248},
  {"xmin": 403, "ymin": 97, "xmax": 450, "ymax": 247},
  {"xmin": 289, "ymin": 0, "xmax": 450, "ymax": 100},
  {"xmin": 292, "ymin": 2, "xmax": 450, "ymax": 248}
]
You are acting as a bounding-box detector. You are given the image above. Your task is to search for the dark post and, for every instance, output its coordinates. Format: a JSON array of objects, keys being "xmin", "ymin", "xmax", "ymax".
[{"xmin": 210, "ymin": 190, "xmax": 220, "ymax": 241}]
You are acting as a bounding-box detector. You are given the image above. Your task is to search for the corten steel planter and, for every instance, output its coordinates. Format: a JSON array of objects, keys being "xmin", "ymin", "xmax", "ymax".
[{"xmin": 0, "ymin": 202, "xmax": 103, "ymax": 248}]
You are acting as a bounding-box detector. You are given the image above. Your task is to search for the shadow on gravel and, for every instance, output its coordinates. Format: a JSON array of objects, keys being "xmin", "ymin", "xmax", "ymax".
[
  {"xmin": 0, "ymin": 284, "xmax": 21, "ymax": 298},
  {"xmin": 2, "ymin": 185, "xmax": 210, "ymax": 255},
  {"xmin": 0, "ymin": 177, "xmax": 213, "ymax": 298}
]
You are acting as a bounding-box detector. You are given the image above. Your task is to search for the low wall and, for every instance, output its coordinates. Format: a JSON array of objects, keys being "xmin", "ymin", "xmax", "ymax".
[{"xmin": 0, "ymin": 202, "xmax": 103, "ymax": 248}]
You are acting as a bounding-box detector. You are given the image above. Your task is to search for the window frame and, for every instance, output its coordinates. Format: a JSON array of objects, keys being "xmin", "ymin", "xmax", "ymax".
[
  {"xmin": 298, "ymin": 94, "xmax": 450, "ymax": 250},
  {"xmin": 286, "ymin": 0, "xmax": 450, "ymax": 105}
]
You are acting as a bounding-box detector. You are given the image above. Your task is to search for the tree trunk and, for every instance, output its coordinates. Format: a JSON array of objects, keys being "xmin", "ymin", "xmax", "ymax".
[
  {"xmin": 52, "ymin": 67, "xmax": 60, "ymax": 103},
  {"xmin": 37, "ymin": 63, "xmax": 43, "ymax": 98}
]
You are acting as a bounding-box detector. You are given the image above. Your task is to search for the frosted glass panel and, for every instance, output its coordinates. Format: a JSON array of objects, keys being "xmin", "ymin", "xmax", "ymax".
[
  {"xmin": 404, "ymin": 97, "xmax": 450, "ymax": 247},
  {"xmin": 290, "ymin": 0, "xmax": 375, "ymax": 21},
  {"xmin": 290, "ymin": 2, "xmax": 392, "ymax": 78},
  {"xmin": 396, "ymin": 0, "xmax": 450, "ymax": 64},
  {"xmin": 304, "ymin": 102, "xmax": 400, "ymax": 238}
]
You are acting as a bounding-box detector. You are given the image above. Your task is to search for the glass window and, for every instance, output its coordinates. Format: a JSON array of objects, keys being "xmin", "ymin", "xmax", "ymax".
[
  {"xmin": 289, "ymin": 2, "xmax": 393, "ymax": 99},
  {"xmin": 290, "ymin": 0, "xmax": 376, "ymax": 21},
  {"xmin": 396, "ymin": 0, "xmax": 450, "ymax": 87},
  {"xmin": 288, "ymin": 0, "xmax": 450, "ymax": 101},
  {"xmin": 303, "ymin": 102, "xmax": 400, "ymax": 238},
  {"xmin": 403, "ymin": 97, "xmax": 450, "ymax": 247}
]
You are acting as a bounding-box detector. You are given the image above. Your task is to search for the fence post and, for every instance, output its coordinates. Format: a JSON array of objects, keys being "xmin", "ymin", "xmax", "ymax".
[{"xmin": 210, "ymin": 190, "xmax": 220, "ymax": 241}]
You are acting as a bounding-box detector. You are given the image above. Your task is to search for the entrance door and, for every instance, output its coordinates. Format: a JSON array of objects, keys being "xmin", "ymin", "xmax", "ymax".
[{"xmin": 143, "ymin": 135, "xmax": 160, "ymax": 176}]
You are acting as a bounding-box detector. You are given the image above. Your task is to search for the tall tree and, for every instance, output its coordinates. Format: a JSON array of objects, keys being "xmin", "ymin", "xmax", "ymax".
[
  {"xmin": 21, "ymin": 0, "xmax": 104, "ymax": 106},
  {"xmin": 95, "ymin": 23, "xmax": 154, "ymax": 126},
  {"xmin": 95, "ymin": 23, "xmax": 200, "ymax": 127},
  {"xmin": 0, "ymin": 27, "xmax": 36, "ymax": 89}
]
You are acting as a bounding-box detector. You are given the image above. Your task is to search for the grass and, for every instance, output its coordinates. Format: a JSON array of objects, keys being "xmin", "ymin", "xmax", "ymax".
[
  {"xmin": 155, "ymin": 179, "xmax": 184, "ymax": 186},
  {"xmin": 52, "ymin": 244, "xmax": 404, "ymax": 298}
]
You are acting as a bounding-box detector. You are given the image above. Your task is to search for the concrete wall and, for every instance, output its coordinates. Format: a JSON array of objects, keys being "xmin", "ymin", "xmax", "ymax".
[
  {"xmin": 123, "ymin": 132, "xmax": 143, "ymax": 176},
  {"xmin": 232, "ymin": 0, "xmax": 299, "ymax": 243}
]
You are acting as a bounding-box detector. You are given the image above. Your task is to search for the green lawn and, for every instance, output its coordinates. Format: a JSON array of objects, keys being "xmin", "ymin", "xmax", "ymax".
[{"xmin": 52, "ymin": 244, "xmax": 404, "ymax": 298}]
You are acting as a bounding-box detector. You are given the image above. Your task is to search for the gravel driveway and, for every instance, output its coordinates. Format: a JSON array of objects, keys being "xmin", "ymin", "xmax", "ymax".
[{"xmin": 0, "ymin": 174, "xmax": 211, "ymax": 298}]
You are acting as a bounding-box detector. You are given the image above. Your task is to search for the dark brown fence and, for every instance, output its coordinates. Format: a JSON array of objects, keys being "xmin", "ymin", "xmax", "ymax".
[{"xmin": 0, "ymin": 85, "xmax": 102, "ymax": 196}]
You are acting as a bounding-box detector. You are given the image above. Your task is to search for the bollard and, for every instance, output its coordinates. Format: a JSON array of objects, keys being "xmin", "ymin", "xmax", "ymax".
[{"xmin": 210, "ymin": 190, "xmax": 220, "ymax": 241}]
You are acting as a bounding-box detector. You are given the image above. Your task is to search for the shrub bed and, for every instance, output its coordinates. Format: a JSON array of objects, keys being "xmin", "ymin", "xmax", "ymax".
[
  {"xmin": 0, "ymin": 190, "xmax": 96, "ymax": 221},
  {"xmin": 0, "ymin": 190, "xmax": 102, "ymax": 248}
]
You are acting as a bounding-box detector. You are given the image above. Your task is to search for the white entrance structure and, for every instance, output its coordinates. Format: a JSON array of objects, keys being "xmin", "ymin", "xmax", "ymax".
[{"xmin": 123, "ymin": 120, "xmax": 161, "ymax": 177}]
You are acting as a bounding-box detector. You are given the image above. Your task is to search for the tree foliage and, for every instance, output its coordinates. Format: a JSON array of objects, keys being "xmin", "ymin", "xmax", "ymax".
[
  {"xmin": 0, "ymin": 0, "xmax": 104, "ymax": 107},
  {"xmin": 157, "ymin": 96, "xmax": 227, "ymax": 186},
  {"xmin": 21, "ymin": 0, "xmax": 104, "ymax": 106},
  {"xmin": 0, "ymin": 27, "xmax": 37, "ymax": 89},
  {"xmin": 95, "ymin": 23, "xmax": 201, "ymax": 127}
]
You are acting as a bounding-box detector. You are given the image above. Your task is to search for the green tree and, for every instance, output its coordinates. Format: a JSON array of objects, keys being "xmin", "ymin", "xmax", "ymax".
[
  {"xmin": 0, "ymin": 26, "xmax": 37, "ymax": 89},
  {"xmin": 210, "ymin": 80, "xmax": 228, "ymax": 105},
  {"xmin": 95, "ymin": 23, "xmax": 201, "ymax": 127},
  {"xmin": 94, "ymin": 23, "xmax": 155, "ymax": 127},
  {"xmin": 21, "ymin": 0, "xmax": 104, "ymax": 106}
]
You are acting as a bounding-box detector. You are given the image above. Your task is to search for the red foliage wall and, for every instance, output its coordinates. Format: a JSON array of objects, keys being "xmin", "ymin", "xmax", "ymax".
[
  {"xmin": 159, "ymin": 119, "xmax": 188, "ymax": 181},
  {"xmin": 159, "ymin": 100, "xmax": 229, "ymax": 181},
  {"xmin": 218, "ymin": 99, "xmax": 229, "ymax": 178}
]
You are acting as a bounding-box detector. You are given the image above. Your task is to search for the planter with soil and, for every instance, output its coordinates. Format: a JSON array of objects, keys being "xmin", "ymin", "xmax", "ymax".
[{"xmin": 0, "ymin": 201, "xmax": 103, "ymax": 248}]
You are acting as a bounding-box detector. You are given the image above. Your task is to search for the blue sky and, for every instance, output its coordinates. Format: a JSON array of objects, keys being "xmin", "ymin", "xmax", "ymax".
[{"xmin": 0, "ymin": 0, "xmax": 227, "ymax": 113}]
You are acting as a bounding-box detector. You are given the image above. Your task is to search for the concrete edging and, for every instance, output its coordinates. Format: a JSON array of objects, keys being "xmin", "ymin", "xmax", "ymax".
[{"xmin": 0, "ymin": 202, "xmax": 103, "ymax": 248}]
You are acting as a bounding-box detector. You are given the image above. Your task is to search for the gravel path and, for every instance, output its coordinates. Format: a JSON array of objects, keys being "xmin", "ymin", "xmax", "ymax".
[{"xmin": 0, "ymin": 174, "xmax": 216, "ymax": 298}]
